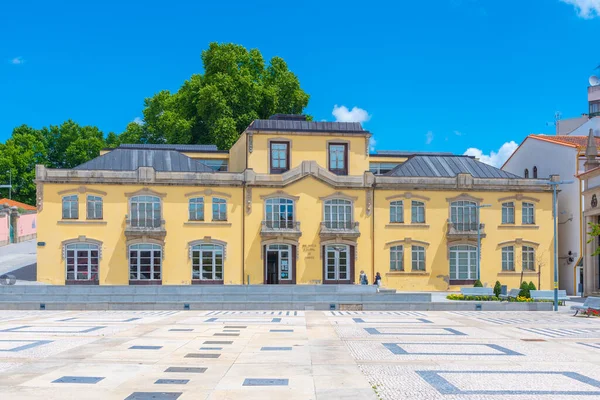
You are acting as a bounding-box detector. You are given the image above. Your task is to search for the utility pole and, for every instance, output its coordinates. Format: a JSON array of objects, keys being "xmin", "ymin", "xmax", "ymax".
[{"xmin": 0, "ymin": 170, "xmax": 11, "ymax": 200}]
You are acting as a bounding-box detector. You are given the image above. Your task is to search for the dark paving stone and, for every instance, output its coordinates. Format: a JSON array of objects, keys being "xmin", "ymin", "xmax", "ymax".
[
  {"xmin": 164, "ymin": 367, "xmax": 207, "ymax": 373},
  {"xmin": 155, "ymin": 379, "xmax": 189, "ymax": 385},
  {"xmin": 169, "ymin": 329, "xmax": 193, "ymax": 332},
  {"xmin": 130, "ymin": 346, "xmax": 163, "ymax": 350},
  {"xmin": 261, "ymin": 347, "xmax": 292, "ymax": 351},
  {"xmin": 243, "ymin": 378, "xmax": 289, "ymax": 386},
  {"xmin": 270, "ymin": 329, "xmax": 293, "ymax": 333},
  {"xmin": 185, "ymin": 353, "xmax": 220, "ymax": 359},
  {"xmin": 124, "ymin": 392, "xmax": 182, "ymax": 400},
  {"xmin": 214, "ymin": 333, "xmax": 239, "ymax": 336},
  {"xmin": 200, "ymin": 347, "xmax": 223, "ymax": 350},
  {"xmin": 203, "ymin": 341, "xmax": 233, "ymax": 344},
  {"xmin": 272, "ymin": 318, "xmax": 282, "ymax": 322},
  {"xmin": 223, "ymin": 330, "xmax": 240, "ymax": 332},
  {"xmin": 224, "ymin": 326, "xmax": 247, "ymax": 329},
  {"xmin": 52, "ymin": 376, "xmax": 104, "ymax": 384}
]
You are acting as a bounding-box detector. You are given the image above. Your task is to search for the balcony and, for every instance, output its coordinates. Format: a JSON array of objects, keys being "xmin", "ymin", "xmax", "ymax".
[
  {"xmin": 125, "ymin": 217, "xmax": 166, "ymax": 240},
  {"xmin": 446, "ymin": 221, "xmax": 485, "ymax": 241},
  {"xmin": 260, "ymin": 220, "xmax": 302, "ymax": 239},
  {"xmin": 319, "ymin": 221, "xmax": 360, "ymax": 239}
]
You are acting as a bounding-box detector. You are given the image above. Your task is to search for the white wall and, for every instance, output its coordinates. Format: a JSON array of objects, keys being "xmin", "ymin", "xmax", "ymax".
[
  {"xmin": 503, "ymin": 137, "xmax": 580, "ymax": 294},
  {"xmin": 566, "ymin": 117, "xmax": 600, "ymax": 136}
]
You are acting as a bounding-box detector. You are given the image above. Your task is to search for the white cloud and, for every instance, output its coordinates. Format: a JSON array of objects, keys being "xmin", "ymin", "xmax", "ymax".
[
  {"xmin": 369, "ymin": 136, "xmax": 376, "ymax": 152},
  {"xmin": 332, "ymin": 105, "xmax": 371, "ymax": 123},
  {"xmin": 425, "ymin": 131, "xmax": 434, "ymax": 145},
  {"xmin": 561, "ymin": 0, "xmax": 600, "ymax": 18},
  {"xmin": 463, "ymin": 141, "xmax": 519, "ymax": 168},
  {"xmin": 10, "ymin": 56, "xmax": 24, "ymax": 65},
  {"xmin": 454, "ymin": 130, "xmax": 463, "ymax": 136},
  {"xmin": 133, "ymin": 117, "xmax": 144, "ymax": 125}
]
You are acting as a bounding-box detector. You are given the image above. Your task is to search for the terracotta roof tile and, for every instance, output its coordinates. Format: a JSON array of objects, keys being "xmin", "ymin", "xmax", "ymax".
[
  {"xmin": 0, "ymin": 198, "xmax": 36, "ymax": 211},
  {"xmin": 529, "ymin": 134, "xmax": 600, "ymax": 149}
]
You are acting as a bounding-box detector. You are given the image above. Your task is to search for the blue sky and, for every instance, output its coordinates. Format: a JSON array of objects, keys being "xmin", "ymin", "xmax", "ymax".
[{"xmin": 1, "ymin": 0, "xmax": 600, "ymax": 166}]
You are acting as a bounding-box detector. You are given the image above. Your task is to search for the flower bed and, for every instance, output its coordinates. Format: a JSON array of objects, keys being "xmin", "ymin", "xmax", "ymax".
[{"xmin": 446, "ymin": 294, "xmax": 550, "ymax": 303}]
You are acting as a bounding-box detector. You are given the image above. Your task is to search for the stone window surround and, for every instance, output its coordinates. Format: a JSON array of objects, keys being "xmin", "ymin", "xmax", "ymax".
[
  {"xmin": 260, "ymin": 190, "xmax": 300, "ymax": 224},
  {"xmin": 319, "ymin": 192, "xmax": 358, "ymax": 223},
  {"xmin": 496, "ymin": 239, "xmax": 540, "ymax": 274},
  {"xmin": 326, "ymin": 139, "xmax": 351, "ymax": 175},
  {"xmin": 58, "ymin": 187, "xmax": 108, "ymax": 221},
  {"xmin": 61, "ymin": 236, "xmax": 103, "ymax": 260},
  {"xmin": 319, "ymin": 238, "xmax": 358, "ymax": 260},
  {"xmin": 125, "ymin": 237, "xmax": 165, "ymax": 259},
  {"xmin": 125, "ymin": 188, "xmax": 167, "ymax": 226},
  {"xmin": 267, "ymin": 138, "xmax": 292, "ymax": 174},
  {"xmin": 384, "ymin": 239, "xmax": 430, "ymax": 275},
  {"xmin": 260, "ymin": 238, "xmax": 299, "ymax": 259},
  {"xmin": 187, "ymin": 237, "xmax": 228, "ymax": 261}
]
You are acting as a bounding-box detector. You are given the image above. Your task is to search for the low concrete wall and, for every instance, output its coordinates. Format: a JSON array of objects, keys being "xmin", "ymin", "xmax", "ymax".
[{"xmin": 17, "ymin": 213, "xmax": 36, "ymax": 242}]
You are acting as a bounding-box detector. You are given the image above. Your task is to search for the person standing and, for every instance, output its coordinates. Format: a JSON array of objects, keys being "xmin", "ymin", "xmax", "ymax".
[
  {"xmin": 359, "ymin": 270, "xmax": 368, "ymax": 285},
  {"xmin": 374, "ymin": 272, "xmax": 382, "ymax": 287}
]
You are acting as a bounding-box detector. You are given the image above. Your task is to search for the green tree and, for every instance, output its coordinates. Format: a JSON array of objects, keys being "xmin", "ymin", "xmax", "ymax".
[
  {"xmin": 493, "ymin": 281, "xmax": 502, "ymax": 297},
  {"xmin": 519, "ymin": 281, "xmax": 531, "ymax": 298},
  {"xmin": 42, "ymin": 120, "xmax": 105, "ymax": 168},
  {"xmin": 132, "ymin": 42, "xmax": 309, "ymax": 149},
  {"xmin": 528, "ymin": 281, "xmax": 536, "ymax": 292},
  {"xmin": 473, "ymin": 279, "xmax": 483, "ymax": 287}
]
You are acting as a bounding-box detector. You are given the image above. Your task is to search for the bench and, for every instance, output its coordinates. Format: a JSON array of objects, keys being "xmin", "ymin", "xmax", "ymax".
[
  {"xmin": 460, "ymin": 287, "xmax": 494, "ymax": 297},
  {"xmin": 499, "ymin": 288, "xmax": 520, "ymax": 300},
  {"xmin": 530, "ymin": 290, "xmax": 570, "ymax": 306},
  {"xmin": 571, "ymin": 296, "xmax": 600, "ymax": 317}
]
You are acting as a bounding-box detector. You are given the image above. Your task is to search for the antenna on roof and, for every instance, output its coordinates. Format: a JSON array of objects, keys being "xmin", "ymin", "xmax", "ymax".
[{"xmin": 546, "ymin": 111, "xmax": 562, "ymax": 135}]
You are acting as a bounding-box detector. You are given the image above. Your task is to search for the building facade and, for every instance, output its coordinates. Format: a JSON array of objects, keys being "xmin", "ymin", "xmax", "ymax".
[{"xmin": 36, "ymin": 115, "xmax": 556, "ymax": 291}]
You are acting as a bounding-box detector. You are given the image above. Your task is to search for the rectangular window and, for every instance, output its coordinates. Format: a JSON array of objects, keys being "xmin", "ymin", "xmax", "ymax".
[
  {"xmin": 390, "ymin": 201, "xmax": 404, "ymax": 223},
  {"xmin": 270, "ymin": 142, "xmax": 289, "ymax": 174},
  {"xmin": 411, "ymin": 201, "xmax": 425, "ymax": 223},
  {"xmin": 212, "ymin": 197, "xmax": 227, "ymax": 221},
  {"xmin": 198, "ymin": 159, "xmax": 228, "ymax": 172},
  {"xmin": 390, "ymin": 245, "xmax": 403, "ymax": 271},
  {"xmin": 501, "ymin": 246, "xmax": 514, "ymax": 271},
  {"xmin": 189, "ymin": 197, "xmax": 204, "ymax": 221},
  {"xmin": 62, "ymin": 195, "xmax": 79, "ymax": 219},
  {"xmin": 522, "ymin": 202, "xmax": 535, "ymax": 224},
  {"xmin": 328, "ymin": 143, "xmax": 348, "ymax": 175},
  {"xmin": 522, "ymin": 246, "xmax": 535, "ymax": 271},
  {"xmin": 369, "ymin": 162, "xmax": 399, "ymax": 175},
  {"xmin": 412, "ymin": 246, "xmax": 426, "ymax": 271},
  {"xmin": 192, "ymin": 244, "xmax": 224, "ymax": 281},
  {"xmin": 502, "ymin": 202, "xmax": 515, "ymax": 224},
  {"xmin": 86, "ymin": 195, "xmax": 103, "ymax": 220}
]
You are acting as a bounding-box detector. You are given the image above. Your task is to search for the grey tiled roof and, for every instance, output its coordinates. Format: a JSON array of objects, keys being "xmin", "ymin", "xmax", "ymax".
[
  {"xmin": 74, "ymin": 149, "xmax": 214, "ymax": 172},
  {"xmin": 386, "ymin": 155, "xmax": 521, "ymax": 179},
  {"xmin": 371, "ymin": 150, "xmax": 454, "ymax": 157},
  {"xmin": 117, "ymin": 143, "xmax": 221, "ymax": 152},
  {"xmin": 247, "ymin": 119, "xmax": 368, "ymax": 134}
]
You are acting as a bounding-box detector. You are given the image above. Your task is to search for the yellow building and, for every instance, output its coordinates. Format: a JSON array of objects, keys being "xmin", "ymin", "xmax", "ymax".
[{"xmin": 35, "ymin": 114, "xmax": 557, "ymax": 291}]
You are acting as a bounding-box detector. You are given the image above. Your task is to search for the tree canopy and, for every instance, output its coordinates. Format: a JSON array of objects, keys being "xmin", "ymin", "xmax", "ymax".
[{"xmin": 0, "ymin": 42, "xmax": 310, "ymax": 205}]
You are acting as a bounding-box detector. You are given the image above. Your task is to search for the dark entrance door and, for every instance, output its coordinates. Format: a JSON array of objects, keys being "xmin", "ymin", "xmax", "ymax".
[{"xmin": 266, "ymin": 250, "xmax": 279, "ymax": 284}]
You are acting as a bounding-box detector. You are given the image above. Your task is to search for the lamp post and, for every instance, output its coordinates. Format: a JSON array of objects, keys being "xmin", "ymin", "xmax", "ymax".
[
  {"xmin": 7, "ymin": 170, "xmax": 11, "ymax": 200},
  {"xmin": 471, "ymin": 204, "xmax": 491, "ymax": 281}
]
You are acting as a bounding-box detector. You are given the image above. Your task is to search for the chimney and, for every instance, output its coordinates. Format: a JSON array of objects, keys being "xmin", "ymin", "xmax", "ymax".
[{"xmin": 585, "ymin": 128, "xmax": 600, "ymax": 171}]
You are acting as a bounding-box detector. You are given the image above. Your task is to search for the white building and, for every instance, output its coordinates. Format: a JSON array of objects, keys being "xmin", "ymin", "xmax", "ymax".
[{"xmin": 502, "ymin": 84, "xmax": 600, "ymax": 295}]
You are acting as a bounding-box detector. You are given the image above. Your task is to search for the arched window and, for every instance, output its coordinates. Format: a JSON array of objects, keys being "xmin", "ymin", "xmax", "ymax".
[
  {"xmin": 265, "ymin": 198, "xmax": 295, "ymax": 228},
  {"xmin": 191, "ymin": 243, "xmax": 224, "ymax": 281},
  {"xmin": 449, "ymin": 245, "xmax": 477, "ymax": 281},
  {"xmin": 533, "ymin": 166, "xmax": 538, "ymax": 178},
  {"xmin": 524, "ymin": 168, "xmax": 529, "ymax": 178},
  {"xmin": 324, "ymin": 199, "xmax": 353, "ymax": 229},
  {"xmin": 129, "ymin": 243, "xmax": 162, "ymax": 281},
  {"xmin": 65, "ymin": 243, "xmax": 99, "ymax": 281},
  {"xmin": 450, "ymin": 201, "xmax": 477, "ymax": 231},
  {"xmin": 130, "ymin": 196, "xmax": 161, "ymax": 228}
]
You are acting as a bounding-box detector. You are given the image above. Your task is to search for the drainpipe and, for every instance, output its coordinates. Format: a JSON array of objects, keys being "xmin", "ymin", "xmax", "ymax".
[{"xmin": 371, "ymin": 187, "xmax": 376, "ymax": 285}]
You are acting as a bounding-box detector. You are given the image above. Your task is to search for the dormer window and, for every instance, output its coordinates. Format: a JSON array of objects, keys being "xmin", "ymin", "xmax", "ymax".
[
  {"xmin": 328, "ymin": 143, "xmax": 348, "ymax": 175},
  {"xmin": 270, "ymin": 142, "xmax": 289, "ymax": 174}
]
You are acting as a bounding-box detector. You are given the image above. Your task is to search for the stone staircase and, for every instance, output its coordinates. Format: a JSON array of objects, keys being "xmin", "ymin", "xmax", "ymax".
[{"xmin": 0, "ymin": 285, "xmax": 430, "ymax": 311}]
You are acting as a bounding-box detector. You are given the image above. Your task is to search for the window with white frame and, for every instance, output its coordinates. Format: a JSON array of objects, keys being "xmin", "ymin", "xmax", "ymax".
[
  {"xmin": 390, "ymin": 201, "xmax": 404, "ymax": 223},
  {"xmin": 130, "ymin": 195, "xmax": 161, "ymax": 228},
  {"xmin": 324, "ymin": 199, "xmax": 353, "ymax": 229},
  {"xmin": 411, "ymin": 201, "xmax": 425, "ymax": 223},
  {"xmin": 188, "ymin": 197, "xmax": 204, "ymax": 221},
  {"xmin": 65, "ymin": 243, "xmax": 99, "ymax": 281},
  {"xmin": 62, "ymin": 195, "xmax": 78, "ymax": 219},
  {"xmin": 129, "ymin": 243, "xmax": 162, "ymax": 280},
  {"xmin": 450, "ymin": 200, "xmax": 477, "ymax": 231},
  {"xmin": 502, "ymin": 202, "xmax": 515, "ymax": 224},
  {"xmin": 522, "ymin": 202, "xmax": 535, "ymax": 224},
  {"xmin": 390, "ymin": 245, "xmax": 403, "ymax": 271},
  {"xmin": 501, "ymin": 246, "xmax": 514, "ymax": 271},
  {"xmin": 522, "ymin": 246, "xmax": 535, "ymax": 271},
  {"xmin": 212, "ymin": 197, "xmax": 227, "ymax": 221},
  {"xmin": 449, "ymin": 245, "xmax": 477, "ymax": 280},
  {"xmin": 191, "ymin": 243, "xmax": 224, "ymax": 281},
  {"xmin": 412, "ymin": 245, "xmax": 426, "ymax": 271},
  {"xmin": 86, "ymin": 195, "xmax": 103, "ymax": 220},
  {"xmin": 265, "ymin": 198, "xmax": 294, "ymax": 228}
]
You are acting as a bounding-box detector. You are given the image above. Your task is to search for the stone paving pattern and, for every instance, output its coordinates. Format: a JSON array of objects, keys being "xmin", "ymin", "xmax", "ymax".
[{"xmin": 0, "ymin": 309, "xmax": 598, "ymax": 399}]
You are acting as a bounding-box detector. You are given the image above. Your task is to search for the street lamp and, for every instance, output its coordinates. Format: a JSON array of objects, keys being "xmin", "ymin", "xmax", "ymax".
[
  {"xmin": 469, "ymin": 204, "xmax": 491, "ymax": 281},
  {"xmin": 7, "ymin": 170, "xmax": 11, "ymax": 200},
  {"xmin": 535, "ymin": 179, "xmax": 574, "ymax": 311}
]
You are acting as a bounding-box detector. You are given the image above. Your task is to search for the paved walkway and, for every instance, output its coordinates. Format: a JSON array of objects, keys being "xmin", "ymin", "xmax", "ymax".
[
  {"xmin": 0, "ymin": 309, "xmax": 599, "ymax": 399},
  {"xmin": 0, "ymin": 240, "xmax": 36, "ymax": 275}
]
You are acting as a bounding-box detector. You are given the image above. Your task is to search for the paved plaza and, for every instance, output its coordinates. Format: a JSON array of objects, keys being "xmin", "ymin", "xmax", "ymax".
[{"xmin": 0, "ymin": 309, "xmax": 598, "ymax": 399}]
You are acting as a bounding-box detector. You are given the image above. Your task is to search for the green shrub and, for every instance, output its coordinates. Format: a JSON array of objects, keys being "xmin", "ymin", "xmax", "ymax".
[
  {"xmin": 446, "ymin": 294, "xmax": 501, "ymax": 301},
  {"xmin": 473, "ymin": 280, "xmax": 483, "ymax": 287},
  {"xmin": 519, "ymin": 281, "xmax": 531, "ymax": 298},
  {"xmin": 493, "ymin": 281, "xmax": 502, "ymax": 297},
  {"xmin": 528, "ymin": 281, "xmax": 536, "ymax": 292}
]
